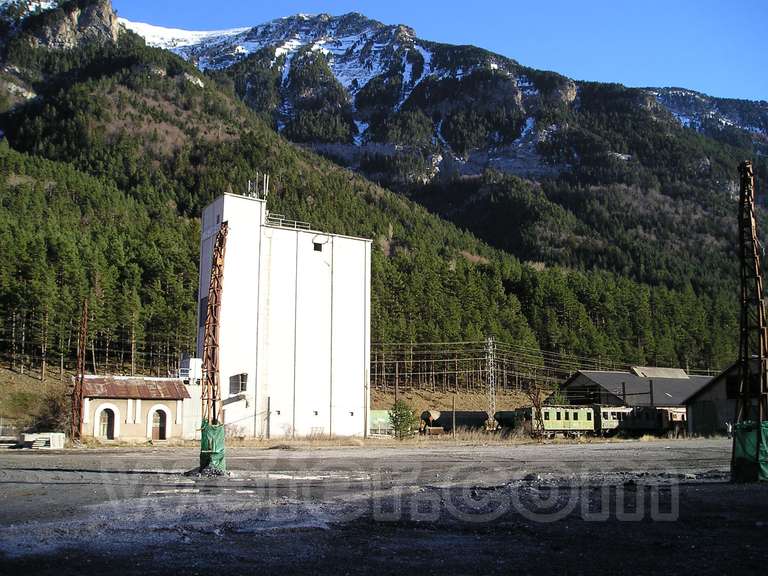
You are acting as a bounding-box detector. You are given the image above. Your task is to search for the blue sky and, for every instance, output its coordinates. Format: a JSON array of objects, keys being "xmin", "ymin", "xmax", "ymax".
[{"xmin": 113, "ymin": 0, "xmax": 767, "ymax": 101}]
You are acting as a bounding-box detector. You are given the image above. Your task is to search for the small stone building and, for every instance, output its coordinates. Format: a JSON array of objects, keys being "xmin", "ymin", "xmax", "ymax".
[{"xmin": 79, "ymin": 375, "xmax": 196, "ymax": 442}]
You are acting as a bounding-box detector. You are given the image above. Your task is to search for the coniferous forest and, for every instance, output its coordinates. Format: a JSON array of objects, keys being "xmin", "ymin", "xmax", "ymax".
[{"xmin": 0, "ymin": 1, "xmax": 762, "ymax": 381}]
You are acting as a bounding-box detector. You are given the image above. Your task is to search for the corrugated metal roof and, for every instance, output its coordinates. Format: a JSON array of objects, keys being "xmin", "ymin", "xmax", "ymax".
[
  {"xmin": 566, "ymin": 370, "xmax": 712, "ymax": 407},
  {"xmin": 81, "ymin": 376, "xmax": 190, "ymax": 400}
]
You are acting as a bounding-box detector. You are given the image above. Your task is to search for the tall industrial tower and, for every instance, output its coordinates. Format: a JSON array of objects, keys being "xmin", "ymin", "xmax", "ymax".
[
  {"xmin": 199, "ymin": 221, "xmax": 228, "ymax": 473},
  {"xmin": 732, "ymin": 160, "xmax": 768, "ymax": 482},
  {"xmin": 736, "ymin": 160, "xmax": 768, "ymax": 424}
]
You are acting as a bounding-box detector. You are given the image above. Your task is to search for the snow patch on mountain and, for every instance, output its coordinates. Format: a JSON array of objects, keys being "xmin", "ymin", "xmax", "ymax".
[
  {"xmin": 119, "ymin": 18, "xmax": 248, "ymax": 50},
  {"xmin": 0, "ymin": 0, "xmax": 56, "ymax": 13},
  {"xmin": 353, "ymin": 119, "xmax": 369, "ymax": 145},
  {"xmin": 650, "ymin": 87, "xmax": 768, "ymax": 140},
  {"xmin": 395, "ymin": 44, "xmax": 433, "ymax": 111},
  {"xmin": 516, "ymin": 75, "xmax": 538, "ymax": 98}
]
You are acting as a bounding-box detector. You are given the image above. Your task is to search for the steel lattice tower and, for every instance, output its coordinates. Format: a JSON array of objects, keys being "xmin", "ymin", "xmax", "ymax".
[
  {"xmin": 485, "ymin": 336, "xmax": 496, "ymax": 425},
  {"xmin": 736, "ymin": 161, "xmax": 768, "ymax": 424},
  {"xmin": 201, "ymin": 222, "xmax": 228, "ymax": 425}
]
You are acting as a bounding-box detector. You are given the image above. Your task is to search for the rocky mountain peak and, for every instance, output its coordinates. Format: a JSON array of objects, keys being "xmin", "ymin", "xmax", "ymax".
[
  {"xmin": 29, "ymin": 0, "xmax": 119, "ymax": 49},
  {"xmin": 2, "ymin": 0, "xmax": 120, "ymax": 50}
]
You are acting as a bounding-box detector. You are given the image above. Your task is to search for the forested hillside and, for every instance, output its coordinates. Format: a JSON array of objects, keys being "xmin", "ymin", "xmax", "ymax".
[
  {"xmin": 0, "ymin": 0, "xmax": 747, "ymax": 377},
  {"xmin": 173, "ymin": 11, "xmax": 767, "ymax": 300}
]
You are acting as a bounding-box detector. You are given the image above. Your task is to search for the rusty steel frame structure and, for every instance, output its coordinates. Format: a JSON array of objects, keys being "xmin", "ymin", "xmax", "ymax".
[
  {"xmin": 736, "ymin": 160, "xmax": 768, "ymax": 425},
  {"xmin": 201, "ymin": 221, "xmax": 228, "ymax": 425},
  {"xmin": 70, "ymin": 299, "xmax": 88, "ymax": 441}
]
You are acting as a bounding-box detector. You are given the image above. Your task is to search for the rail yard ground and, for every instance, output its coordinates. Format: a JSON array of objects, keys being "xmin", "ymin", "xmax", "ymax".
[{"xmin": 1, "ymin": 438, "xmax": 766, "ymax": 575}]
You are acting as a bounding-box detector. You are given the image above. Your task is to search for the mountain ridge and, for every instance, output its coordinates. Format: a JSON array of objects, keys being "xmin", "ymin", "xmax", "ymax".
[{"xmin": 119, "ymin": 11, "xmax": 767, "ymax": 156}]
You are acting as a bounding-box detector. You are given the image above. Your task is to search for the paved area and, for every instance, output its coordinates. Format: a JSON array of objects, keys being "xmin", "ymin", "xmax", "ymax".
[{"xmin": 0, "ymin": 438, "xmax": 765, "ymax": 575}]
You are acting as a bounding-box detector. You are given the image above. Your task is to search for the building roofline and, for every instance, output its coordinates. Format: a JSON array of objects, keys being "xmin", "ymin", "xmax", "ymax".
[
  {"xmin": 262, "ymin": 224, "xmax": 372, "ymax": 243},
  {"xmin": 208, "ymin": 193, "xmax": 372, "ymax": 243},
  {"xmin": 219, "ymin": 192, "xmax": 266, "ymax": 204}
]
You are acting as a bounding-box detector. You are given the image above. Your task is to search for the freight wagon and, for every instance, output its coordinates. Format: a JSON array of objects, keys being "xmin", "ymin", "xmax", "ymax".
[{"xmin": 419, "ymin": 410, "xmax": 490, "ymax": 434}]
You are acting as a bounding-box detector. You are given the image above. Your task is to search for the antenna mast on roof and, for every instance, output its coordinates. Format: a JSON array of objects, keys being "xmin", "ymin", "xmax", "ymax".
[{"xmin": 246, "ymin": 174, "xmax": 270, "ymax": 200}]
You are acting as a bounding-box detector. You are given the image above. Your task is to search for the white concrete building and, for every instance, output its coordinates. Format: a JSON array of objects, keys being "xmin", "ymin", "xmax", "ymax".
[{"xmin": 197, "ymin": 193, "xmax": 371, "ymax": 438}]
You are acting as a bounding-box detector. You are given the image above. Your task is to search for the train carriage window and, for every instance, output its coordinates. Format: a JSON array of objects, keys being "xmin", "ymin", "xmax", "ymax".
[
  {"xmin": 544, "ymin": 412, "xmax": 550, "ymax": 420},
  {"xmin": 556, "ymin": 412, "xmax": 561, "ymax": 421},
  {"xmin": 573, "ymin": 412, "xmax": 579, "ymax": 420},
  {"xmin": 611, "ymin": 412, "xmax": 617, "ymax": 419},
  {"xmin": 587, "ymin": 412, "xmax": 592, "ymax": 421},
  {"xmin": 602, "ymin": 411, "xmax": 608, "ymax": 420},
  {"xmin": 565, "ymin": 412, "xmax": 570, "ymax": 420}
]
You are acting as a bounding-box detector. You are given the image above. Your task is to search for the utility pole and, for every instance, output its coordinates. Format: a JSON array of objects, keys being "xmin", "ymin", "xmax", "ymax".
[
  {"xmin": 733, "ymin": 160, "xmax": 768, "ymax": 481},
  {"xmin": 485, "ymin": 336, "xmax": 496, "ymax": 429},
  {"xmin": 70, "ymin": 299, "xmax": 87, "ymax": 442}
]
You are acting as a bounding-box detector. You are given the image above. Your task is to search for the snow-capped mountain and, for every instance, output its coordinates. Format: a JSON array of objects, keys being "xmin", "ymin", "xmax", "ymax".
[
  {"xmin": 120, "ymin": 12, "xmax": 768, "ymax": 173},
  {"xmin": 120, "ymin": 12, "xmax": 559, "ymax": 181},
  {"xmin": 9, "ymin": 4, "xmax": 764, "ymax": 186},
  {"xmin": 121, "ymin": 13, "xmax": 514, "ymax": 99}
]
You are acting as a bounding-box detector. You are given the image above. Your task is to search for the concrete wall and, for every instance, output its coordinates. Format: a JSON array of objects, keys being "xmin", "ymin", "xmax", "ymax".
[
  {"xmin": 182, "ymin": 385, "xmax": 202, "ymax": 440},
  {"xmin": 197, "ymin": 194, "xmax": 371, "ymax": 438},
  {"xmin": 197, "ymin": 195, "xmax": 264, "ymax": 437},
  {"xmin": 82, "ymin": 398, "xmax": 184, "ymax": 441}
]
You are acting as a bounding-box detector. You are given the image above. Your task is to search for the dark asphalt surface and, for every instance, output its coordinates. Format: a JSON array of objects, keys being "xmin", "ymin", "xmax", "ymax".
[{"xmin": 1, "ymin": 438, "xmax": 765, "ymax": 575}]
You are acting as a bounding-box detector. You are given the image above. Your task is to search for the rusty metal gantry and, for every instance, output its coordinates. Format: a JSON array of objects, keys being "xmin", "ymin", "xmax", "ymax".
[
  {"xmin": 201, "ymin": 221, "xmax": 228, "ymax": 425},
  {"xmin": 736, "ymin": 160, "xmax": 768, "ymax": 424},
  {"xmin": 70, "ymin": 299, "xmax": 88, "ymax": 441}
]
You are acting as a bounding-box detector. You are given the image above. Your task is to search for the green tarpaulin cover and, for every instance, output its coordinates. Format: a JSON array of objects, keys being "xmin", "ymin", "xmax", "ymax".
[
  {"xmin": 199, "ymin": 419, "xmax": 226, "ymax": 472},
  {"xmin": 732, "ymin": 421, "xmax": 768, "ymax": 482}
]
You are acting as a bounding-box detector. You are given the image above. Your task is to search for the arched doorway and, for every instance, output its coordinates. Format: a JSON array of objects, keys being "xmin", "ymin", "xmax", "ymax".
[
  {"xmin": 152, "ymin": 410, "xmax": 167, "ymax": 441},
  {"xmin": 99, "ymin": 409, "xmax": 115, "ymax": 440}
]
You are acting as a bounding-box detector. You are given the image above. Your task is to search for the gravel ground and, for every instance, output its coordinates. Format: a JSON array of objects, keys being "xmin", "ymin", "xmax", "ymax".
[{"xmin": 0, "ymin": 438, "xmax": 766, "ymax": 575}]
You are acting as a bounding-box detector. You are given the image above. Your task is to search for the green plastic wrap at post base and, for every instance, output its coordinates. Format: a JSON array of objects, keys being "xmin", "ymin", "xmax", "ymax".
[
  {"xmin": 200, "ymin": 419, "xmax": 226, "ymax": 472},
  {"xmin": 731, "ymin": 421, "xmax": 768, "ymax": 482}
]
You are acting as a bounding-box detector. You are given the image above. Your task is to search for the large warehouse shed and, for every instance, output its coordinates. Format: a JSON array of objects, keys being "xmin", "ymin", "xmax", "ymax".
[
  {"xmin": 683, "ymin": 360, "xmax": 763, "ymax": 436},
  {"xmin": 197, "ymin": 193, "xmax": 372, "ymax": 439},
  {"xmin": 555, "ymin": 367, "xmax": 712, "ymax": 434},
  {"xmin": 558, "ymin": 367, "xmax": 712, "ymax": 408}
]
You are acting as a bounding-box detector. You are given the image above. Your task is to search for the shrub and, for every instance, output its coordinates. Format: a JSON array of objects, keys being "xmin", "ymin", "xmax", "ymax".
[{"xmin": 388, "ymin": 399, "xmax": 418, "ymax": 440}]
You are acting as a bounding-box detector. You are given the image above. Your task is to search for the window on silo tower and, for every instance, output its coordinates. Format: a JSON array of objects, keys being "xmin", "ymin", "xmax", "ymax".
[{"xmin": 229, "ymin": 373, "xmax": 248, "ymax": 394}]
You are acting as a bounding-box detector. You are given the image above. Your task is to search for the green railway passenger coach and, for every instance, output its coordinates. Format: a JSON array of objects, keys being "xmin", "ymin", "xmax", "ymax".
[{"xmin": 540, "ymin": 405, "xmax": 594, "ymax": 436}]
